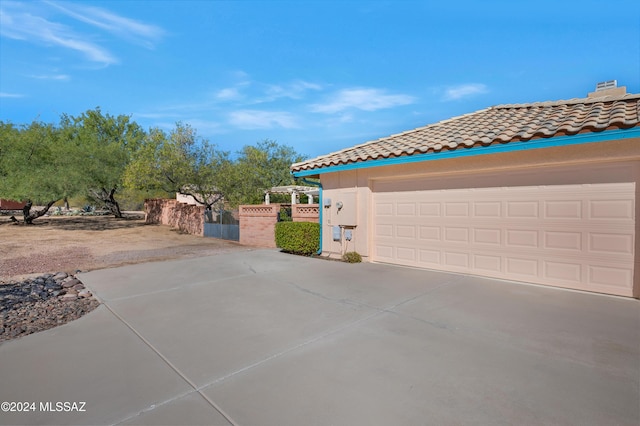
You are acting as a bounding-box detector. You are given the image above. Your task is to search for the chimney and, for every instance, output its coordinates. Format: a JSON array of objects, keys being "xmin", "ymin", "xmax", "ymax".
[{"xmin": 587, "ymin": 80, "xmax": 627, "ymax": 98}]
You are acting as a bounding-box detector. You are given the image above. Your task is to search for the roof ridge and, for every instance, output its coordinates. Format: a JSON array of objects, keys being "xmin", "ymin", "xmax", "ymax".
[
  {"xmin": 292, "ymin": 93, "xmax": 640, "ymax": 172},
  {"xmin": 493, "ymin": 92, "xmax": 640, "ymax": 109}
]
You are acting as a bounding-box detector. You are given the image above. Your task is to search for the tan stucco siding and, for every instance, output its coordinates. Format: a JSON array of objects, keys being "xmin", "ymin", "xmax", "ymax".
[{"xmin": 321, "ymin": 170, "xmax": 371, "ymax": 258}]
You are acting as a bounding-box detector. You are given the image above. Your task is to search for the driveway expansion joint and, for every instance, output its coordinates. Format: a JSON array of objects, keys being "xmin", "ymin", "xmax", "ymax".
[{"xmin": 100, "ymin": 302, "xmax": 239, "ymax": 426}]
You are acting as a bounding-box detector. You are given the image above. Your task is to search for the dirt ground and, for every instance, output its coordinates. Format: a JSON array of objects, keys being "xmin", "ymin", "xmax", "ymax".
[{"xmin": 0, "ymin": 213, "xmax": 247, "ymax": 283}]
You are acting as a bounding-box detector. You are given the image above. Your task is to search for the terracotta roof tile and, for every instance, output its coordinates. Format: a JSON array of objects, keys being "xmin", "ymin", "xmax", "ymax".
[{"xmin": 292, "ymin": 93, "xmax": 640, "ymax": 173}]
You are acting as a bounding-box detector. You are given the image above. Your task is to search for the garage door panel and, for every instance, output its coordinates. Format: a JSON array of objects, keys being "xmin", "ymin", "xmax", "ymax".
[
  {"xmin": 588, "ymin": 265, "xmax": 634, "ymax": 290},
  {"xmin": 396, "ymin": 225, "xmax": 416, "ymax": 239},
  {"xmin": 444, "ymin": 251, "xmax": 470, "ymax": 269},
  {"xmin": 396, "ymin": 202, "xmax": 416, "ymax": 216},
  {"xmin": 419, "ymin": 249, "xmax": 440, "ymax": 265},
  {"xmin": 506, "ymin": 201, "xmax": 539, "ymax": 218},
  {"xmin": 543, "ymin": 231, "xmax": 583, "ymax": 252},
  {"xmin": 506, "ymin": 229, "xmax": 539, "ymax": 248},
  {"xmin": 588, "ymin": 233, "xmax": 634, "ymax": 255},
  {"xmin": 544, "ymin": 200, "xmax": 582, "ymax": 219},
  {"xmin": 588, "ymin": 199, "xmax": 634, "ymax": 220},
  {"xmin": 419, "ymin": 226, "xmax": 441, "ymax": 241},
  {"xmin": 419, "ymin": 202, "xmax": 440, "ymax": 216},
  {"xmin": 397, "ymin": 247, "xmax": 416, "ymax": 262},
  {"xmin": 375, "ymin": 202, "xmax": 393, "ymax": 216},
  {"xmin": 543, "ymin": 260, "xmax": 582, "ymax": 283},
  {"xmin": 375, "ymin": 224, "xmax": 393, "ymax": 237},
  {"xmin": 375, "ymin": 245, "xmax": 394, "ymax": 260},
  {"xmin": 505, "ymin": 257, "xmax": 539, "ymax": 278},
  {"xmin": 372, "ymin": 182, "xmax": 636, "ymax": 296},
  {"xmin": 473, "ymin": 201, "xmax": 502, "ymax": 218},
  {"xmin": 444, "ymin": 227, "xmax": 469, "ymax": 243},
  {"xmin": 473, "ymin": 254, "xmax": 502, "ymax": 272},
  {"xmin": 473, "ymin": 228, "xmax": 501, "ymax": 245},
  {"xmin": 445, "ymin": 202, "xmax": 469, "ymax": 217}
]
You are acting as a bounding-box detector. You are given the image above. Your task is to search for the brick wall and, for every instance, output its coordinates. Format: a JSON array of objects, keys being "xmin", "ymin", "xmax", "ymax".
[
  {"xmin": 239, "ymin": 204, "xmax": 319, "ymax": 248},
  {"xmin": 239, "ymin": 204, "xmax": 280, "ymax": 247},
  {"xmin": 144, "ymin": 199, "xmax": 204, "ymax": 236},
  {"xmin": 292, "ymin": 204, "xmax": 319, "ymax": 223}
]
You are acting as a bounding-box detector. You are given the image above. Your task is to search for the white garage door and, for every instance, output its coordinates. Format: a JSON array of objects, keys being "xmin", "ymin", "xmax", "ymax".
[{"xmin": 372, "ymin": 182, "xmax": 636, "ymax": 297}]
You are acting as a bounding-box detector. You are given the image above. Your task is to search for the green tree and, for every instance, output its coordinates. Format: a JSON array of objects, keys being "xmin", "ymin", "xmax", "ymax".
[
  {"xmin": 124, "ymin": 123, "xmax": 231, "ymax": 211},
  {"xmin": 59, "ymin": 108, "xmax": 145, "ymax": 218},
  {"xmin": 226, "ymin": 139, "xmax": 306, "ymax": 206},
  {"xmin": 0, "ymin": 120, "xmax": 83, "ymax": 223}
]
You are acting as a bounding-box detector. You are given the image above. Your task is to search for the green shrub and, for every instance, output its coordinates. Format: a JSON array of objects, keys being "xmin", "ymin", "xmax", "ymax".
[
  {"xmin": 275, "ymin": 222, "xmax": 320, "ymax": 256},
  {"xmin": 279, "ymin": 207, "xmax": 292, "ymax": 222},
  {"xmin": 342, "ymin": 251, "xmax": 362, "ymax": 263}
]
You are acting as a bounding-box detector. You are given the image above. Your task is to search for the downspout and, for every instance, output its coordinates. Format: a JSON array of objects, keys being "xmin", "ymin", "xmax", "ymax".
[{"xmin": 300, "ymin": 177, "xmax": 323, "ymax": 255}]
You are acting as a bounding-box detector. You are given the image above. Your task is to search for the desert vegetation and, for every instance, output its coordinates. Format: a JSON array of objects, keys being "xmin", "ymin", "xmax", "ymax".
[{"xmin": 0, "ymin": 109, "xmax": 307, "ymax": 224}]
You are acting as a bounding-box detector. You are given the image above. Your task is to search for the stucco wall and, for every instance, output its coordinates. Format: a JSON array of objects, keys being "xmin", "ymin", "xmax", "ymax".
[{"xmin": 144, "ymin": 199, "xmax": 204, "ymax": 236}]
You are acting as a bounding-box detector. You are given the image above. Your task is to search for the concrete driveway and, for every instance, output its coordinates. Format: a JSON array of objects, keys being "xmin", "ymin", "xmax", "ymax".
[{"xmin": 0, "ymin": 249, "xmax": 638, "ymax": 425}]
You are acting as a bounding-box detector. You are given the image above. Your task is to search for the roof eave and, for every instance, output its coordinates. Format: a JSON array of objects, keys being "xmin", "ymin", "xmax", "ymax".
[{"xmin": 292, "ymin": 127, "xmax": 640, "ymax": 178}]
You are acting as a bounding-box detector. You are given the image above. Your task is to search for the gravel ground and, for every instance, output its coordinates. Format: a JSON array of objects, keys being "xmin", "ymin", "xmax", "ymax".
[{"xmin": 0, "ymin": 273, "xmax": 99, "ymax": 343}]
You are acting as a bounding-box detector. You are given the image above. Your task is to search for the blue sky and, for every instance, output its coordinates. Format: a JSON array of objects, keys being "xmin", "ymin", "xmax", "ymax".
[{"xmin": 1, "ymin": 0, "xmax": 639, "ymax": 159}]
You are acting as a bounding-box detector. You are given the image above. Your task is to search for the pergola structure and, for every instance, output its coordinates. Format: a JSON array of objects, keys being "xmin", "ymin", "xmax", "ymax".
[{"xmin": 265, "ymin": 185, "xmax": 319, "ymax": 205}]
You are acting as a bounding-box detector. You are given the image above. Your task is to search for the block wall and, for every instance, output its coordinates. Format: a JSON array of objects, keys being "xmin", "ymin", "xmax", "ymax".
[
  {"xmin": 239, "ymin": 204, "xmax": 280, "ymax": 247},
  {"xmin": 292, "ymin": 204, "xmax": 319, "ymax": 223},
  {"xmin": 144, "ymin": 199, "xmax": 204, "ymax": 236}
]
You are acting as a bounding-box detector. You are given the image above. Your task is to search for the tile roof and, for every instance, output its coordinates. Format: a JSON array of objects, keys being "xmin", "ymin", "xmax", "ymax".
[{"xmin": 291, "ymin": 93, "xmax": 640, "ymax": 173}]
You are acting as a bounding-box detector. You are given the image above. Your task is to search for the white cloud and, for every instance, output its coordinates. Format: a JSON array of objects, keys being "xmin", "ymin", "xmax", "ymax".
[
  {"xmin": 442, "ymin": 83, "xmax": 488, "ymax": 101},
  {"xmin": 0, "ymin": 2, "xmax": 117, "ymax": 65},
  {"xmin": 264, "ymin": 80, "xmax": 322, "ymax": 101},
  {"xmin": 215, "ymin": 78, "xmax": 322, "ymax": 105},
  {"xmin": 45, "ymin": 1, "xmax": 165, "ymax": 48},
  {"xmin": 310, "ymin": 88, "xmax": 415, "ymax": 113},
  {"xmin": 29, "ymin": 74, "xmax": 70, "ymax": 81},
  {"xmin": 216, "ymin": 87, "xmax": 243, "ymax": 101},
  {"xmin": 0, "ymin": 1, "xmax": 164, "ymax": 66},
  {"xmin": 228, "ymin": 110, "xmax": 299, "ymax": 129},
  {"xmin": 49, "ymin": 33, "xmax": 117, "ymax": 64},
  {"xmin": 0, "ymin": 92, "xmax": 24, "ymax": 98}
]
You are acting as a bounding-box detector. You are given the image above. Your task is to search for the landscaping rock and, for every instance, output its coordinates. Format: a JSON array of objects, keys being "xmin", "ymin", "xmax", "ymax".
[
  {"xmin": 62, "ymin": 278, "xmax": 80, "ymax": 288},
  {"xmin": 53, "ymin": 272, "xmax": 68, "ymax": 280},
  {"xmin": 0, "ymin": 273, "xmax": 99, "ymax": 342}
]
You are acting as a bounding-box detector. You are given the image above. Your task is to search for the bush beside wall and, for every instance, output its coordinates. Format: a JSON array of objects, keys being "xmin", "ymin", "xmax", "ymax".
[{"xmin": 275, "ymin": 222, "xmax": 320, "ymax": 255}]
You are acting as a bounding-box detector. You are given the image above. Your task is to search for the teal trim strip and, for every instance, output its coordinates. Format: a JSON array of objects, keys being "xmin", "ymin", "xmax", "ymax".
[{"xmin": 293, "ymin": 127, "xmax": 640, "ymax": 178}]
